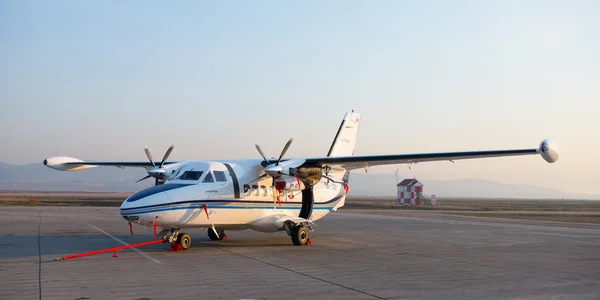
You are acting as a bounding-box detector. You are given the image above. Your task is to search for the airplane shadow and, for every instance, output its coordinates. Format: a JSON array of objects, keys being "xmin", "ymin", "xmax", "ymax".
[
  {"xmin": 0, "ymin": 234, "xmax": 163, "ymax": 260},
  {"xmin": 0, "ymin": 232, "xmax": 309, "ymax": 260}
]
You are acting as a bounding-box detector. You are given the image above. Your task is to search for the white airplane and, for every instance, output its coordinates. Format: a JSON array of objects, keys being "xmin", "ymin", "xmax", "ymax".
[{"xmin": 43, "ymin": 111, "xmax": 559, "ymax": 250}]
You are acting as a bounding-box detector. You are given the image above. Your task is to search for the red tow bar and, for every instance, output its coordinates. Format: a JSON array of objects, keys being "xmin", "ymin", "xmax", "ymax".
[{"xmin": 55, "ymin": 239, "xmax": 164, "ymax": 261}]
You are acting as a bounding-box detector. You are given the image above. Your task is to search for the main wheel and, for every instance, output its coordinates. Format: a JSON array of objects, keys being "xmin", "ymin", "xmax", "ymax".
[
  {"xmin": 178, "ymin": 233, "xmax": 192, "ymax": 250},
  {"xmin": 207, "ymin": 228, "xmax": 225, "ymax": 240},
  {"xmin": 291, "ymin": 225, "xmax": 308, "ymax": 246}
]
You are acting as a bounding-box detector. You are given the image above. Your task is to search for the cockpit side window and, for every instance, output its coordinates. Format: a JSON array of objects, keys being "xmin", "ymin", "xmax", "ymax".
[
  {"xmin": 177, "ymin": 170, "xmax": 204, "ymax": 180},
  {"xmin": 170, "ymin": 168, "xmax": 182, "ymax": 179},
  {"xmin": 213, "ymin": 171, "xmax": 227, "ymax": 182},
  {"xmin": 202, "ymin": 171, "xmax": 215, "ymax": 183}
]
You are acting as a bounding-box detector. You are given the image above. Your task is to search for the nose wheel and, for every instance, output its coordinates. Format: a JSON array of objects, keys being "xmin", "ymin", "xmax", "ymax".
[
  {"xmin": 177, "ymin": 233, "xmax": 191, "ymax": 250},
  {"xmin": 163, "ymin": 229, "xmax": 192, "ymax": 251}
]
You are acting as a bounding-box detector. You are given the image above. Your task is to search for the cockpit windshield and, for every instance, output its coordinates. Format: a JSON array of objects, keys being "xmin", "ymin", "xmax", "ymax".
[
  {"xmin": 176, "ymin": 170, "xmax": 204, "ymax": 181},
  {"xmin": 202, "ymin": 172, "xmax": 214, "ymax": 183},
  {"xmin": 170, "ymin": 162, "xmax": 227, "ymax": 183}
]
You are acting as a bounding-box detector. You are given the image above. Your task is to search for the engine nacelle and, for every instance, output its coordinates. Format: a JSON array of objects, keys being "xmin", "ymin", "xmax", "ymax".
[
  {"xmin": 43, "ymin": 156, "xmax": 96, "ymax": 171},
  {"xmin": 538, "ymin": 139, "xmax": 559, "ymax": 163},
  {"xmin": 289, "ymin": 167, "xmax": 322, "ymax": 186},
  {"xmin": 275, "ymin": 177, "xmax": 305, "ymax": 192}
]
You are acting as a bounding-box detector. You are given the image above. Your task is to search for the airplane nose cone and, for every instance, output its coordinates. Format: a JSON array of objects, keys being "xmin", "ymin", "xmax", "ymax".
[
  {"xmin": 119, "ymin": 199, "xmax": 128, "ymax": 210},
  {"xmin": 120, "ymin": 183, "xmax": 191, "ymax": 211}
]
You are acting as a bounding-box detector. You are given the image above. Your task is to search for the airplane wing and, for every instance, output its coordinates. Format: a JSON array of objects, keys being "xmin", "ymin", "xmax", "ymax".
[
  {"xmin": 43, "ymin": 157, "xmax": 179, "ymax": 171},
  {"xmin": 301, "ymin": 139, "xmax": 559, "ymax": 170},
  {"xmin": 43, "ymin": 145, "xmax": 180, "ymax": 171}
]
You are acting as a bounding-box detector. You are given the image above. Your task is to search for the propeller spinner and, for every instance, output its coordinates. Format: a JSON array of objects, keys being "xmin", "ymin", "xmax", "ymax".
[
  {"xmin": 137, "ymin": 145, "xmax": 174, "ymax": 185},
  {"xmin": 256, "ymin": 138, "xmax": 293, "ymax": 178}
]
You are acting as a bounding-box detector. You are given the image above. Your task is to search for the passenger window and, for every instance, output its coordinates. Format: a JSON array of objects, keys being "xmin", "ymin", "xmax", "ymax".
[
  {"xmin": 243, "ymin": 184, "xmax": 250, "ymax": 195},
  {"xmin": 214, "ymin": 171, "xmax": 227, "ymax": 182},
  {"xmin": 202, "ymin": 171, "xmax": 214, "ymax": 183},
  {"xmin": 260, "ymin": 185, "xmax": 267, "ymax": 196},
  {"xmin": 252, "ymin": 184, "xmax": 259, "ymax": 196}
]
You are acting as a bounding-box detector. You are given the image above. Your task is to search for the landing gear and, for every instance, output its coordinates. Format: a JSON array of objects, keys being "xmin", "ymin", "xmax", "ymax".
[
  {"xmin": 178, "ymin": 233, "xmax": 192, "ymax": 250},
  {"xmin": 284, "ymin": 221, "xmax": 313, "ymax": 246},
  {"xmin": 162, "ymin": 228, "xmax": 192, "ymax": 251},
  {"xmin": 208, "ymin": 227, "xmax": 226, "ymax": 240},
  {"xmin": 291, "ymin": 225, "xmax": 309, "ymax": 245}
]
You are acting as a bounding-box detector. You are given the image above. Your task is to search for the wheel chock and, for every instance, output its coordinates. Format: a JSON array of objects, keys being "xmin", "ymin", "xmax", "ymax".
[
  {"xmin": 306, "ymin": 238, "xmax": 312, "ymax": 246},
  {"xmin": 169, "ymin": 243, "xmax": 183, "ymax": 252}
]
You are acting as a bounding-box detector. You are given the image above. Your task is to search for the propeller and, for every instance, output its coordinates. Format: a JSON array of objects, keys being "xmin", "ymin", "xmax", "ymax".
[
  {"xmin": 137, "ymin": 145, "xmax": 175, "ymax": 185},
  {"xmin": 253, "ymin": 138, "xmax": 294, "ymax": 207},
  {"xmin": 256, "ymin": 138, "xmax": 293, "ymax": 177}
]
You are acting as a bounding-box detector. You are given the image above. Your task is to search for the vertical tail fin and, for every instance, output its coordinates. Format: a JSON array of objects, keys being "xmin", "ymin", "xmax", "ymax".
[
  {"xmin": 327, "ymin": 111, "xmax": 361, "ymax": 157},
  {"xmin": 328, "ymin": 111, "xmax": 359, "ymax": 211}
]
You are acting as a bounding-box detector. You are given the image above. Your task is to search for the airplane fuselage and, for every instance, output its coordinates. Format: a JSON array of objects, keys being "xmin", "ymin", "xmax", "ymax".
[{"xmin": 119, "ymin": 159, "xmax": 347, "ymax": 232}]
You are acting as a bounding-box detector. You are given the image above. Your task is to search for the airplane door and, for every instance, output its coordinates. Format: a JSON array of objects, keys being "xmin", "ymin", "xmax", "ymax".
[{"xmin": 222, "ymin": 163, "xmax": 240, "ymax": 199}]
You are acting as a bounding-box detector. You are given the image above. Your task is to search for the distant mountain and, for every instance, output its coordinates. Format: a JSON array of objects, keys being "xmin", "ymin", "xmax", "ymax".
[
  {"xmin": 345, "ymin": 173, "xmax": 600, "ymax": 200},
  {"xmin": 0, "ymin": 162, "xmax": 153, "ymax": 192},
  {"xmin": 1, "ymin": 162, "xmax": 598, "ymax": 200}
]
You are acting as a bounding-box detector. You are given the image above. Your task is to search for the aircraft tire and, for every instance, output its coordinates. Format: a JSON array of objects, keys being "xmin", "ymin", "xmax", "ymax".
[
  {"xmin": 207, "ymin": 228, "xmax": 225, "ymax": 240},
  {"xmin": 178, "ymin": 233, "xmax": 192, "ymax": 250},
  {"xmin": 291, "ymin": 225, "xmax": 308, "ymax": 246}
]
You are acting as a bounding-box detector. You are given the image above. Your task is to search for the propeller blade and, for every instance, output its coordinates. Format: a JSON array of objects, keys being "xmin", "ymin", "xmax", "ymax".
[
  {"xmin": 136, "ymin": 174, "xmax": 152, "ymax": 183},
  {"xmin": 159, "ymin": 145, "xmax": 174, "ymax": 168},
  {"xmin": 255, "ymin": 144, "xmax": 270, "ymax": 165},
  {"xmin": 248, "ymin": 173, "xmax": 269, "ymax": 183},
  {"xmin": 277, "ymin": 138, "xmax": 293, "ymax": 165},
  {"xmin": 144, "ymin": 147, "xmax": 156, "ymax": 167}
]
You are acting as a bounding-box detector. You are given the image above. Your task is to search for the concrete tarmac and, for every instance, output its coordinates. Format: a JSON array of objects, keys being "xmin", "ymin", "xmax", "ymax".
[{"xmin": 0, "ymin": 206, "xmax": 599, "ymax": 300}]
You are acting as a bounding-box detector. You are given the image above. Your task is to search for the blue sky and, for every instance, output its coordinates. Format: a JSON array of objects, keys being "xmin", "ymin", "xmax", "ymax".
[{"xmin": 1, "ymin": 0, "xmax": 599, "ymax": 194}]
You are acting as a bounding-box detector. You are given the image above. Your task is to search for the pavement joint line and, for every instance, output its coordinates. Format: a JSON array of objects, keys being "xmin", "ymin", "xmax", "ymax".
[
  {"xmin": 85, "ymin": 223, "xmax": 163, "ymax": 264},
  {"xmin": 214, "ymin": 246, "xmax": 388, "ymax": 300},
  {"xmin": 37, "ymin": 210, "xmax": 42, "ymax": 300},
  {"xmin": 529, "ymin": 231, "xmax": 600, "ymax": 238},
  {"xmin": 570, "ymin": 240, "xmax": 600, "ymax": 245},
  {"xmin": 335, "ymin": 212, "xmax": 600, "ymax": 234}
]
